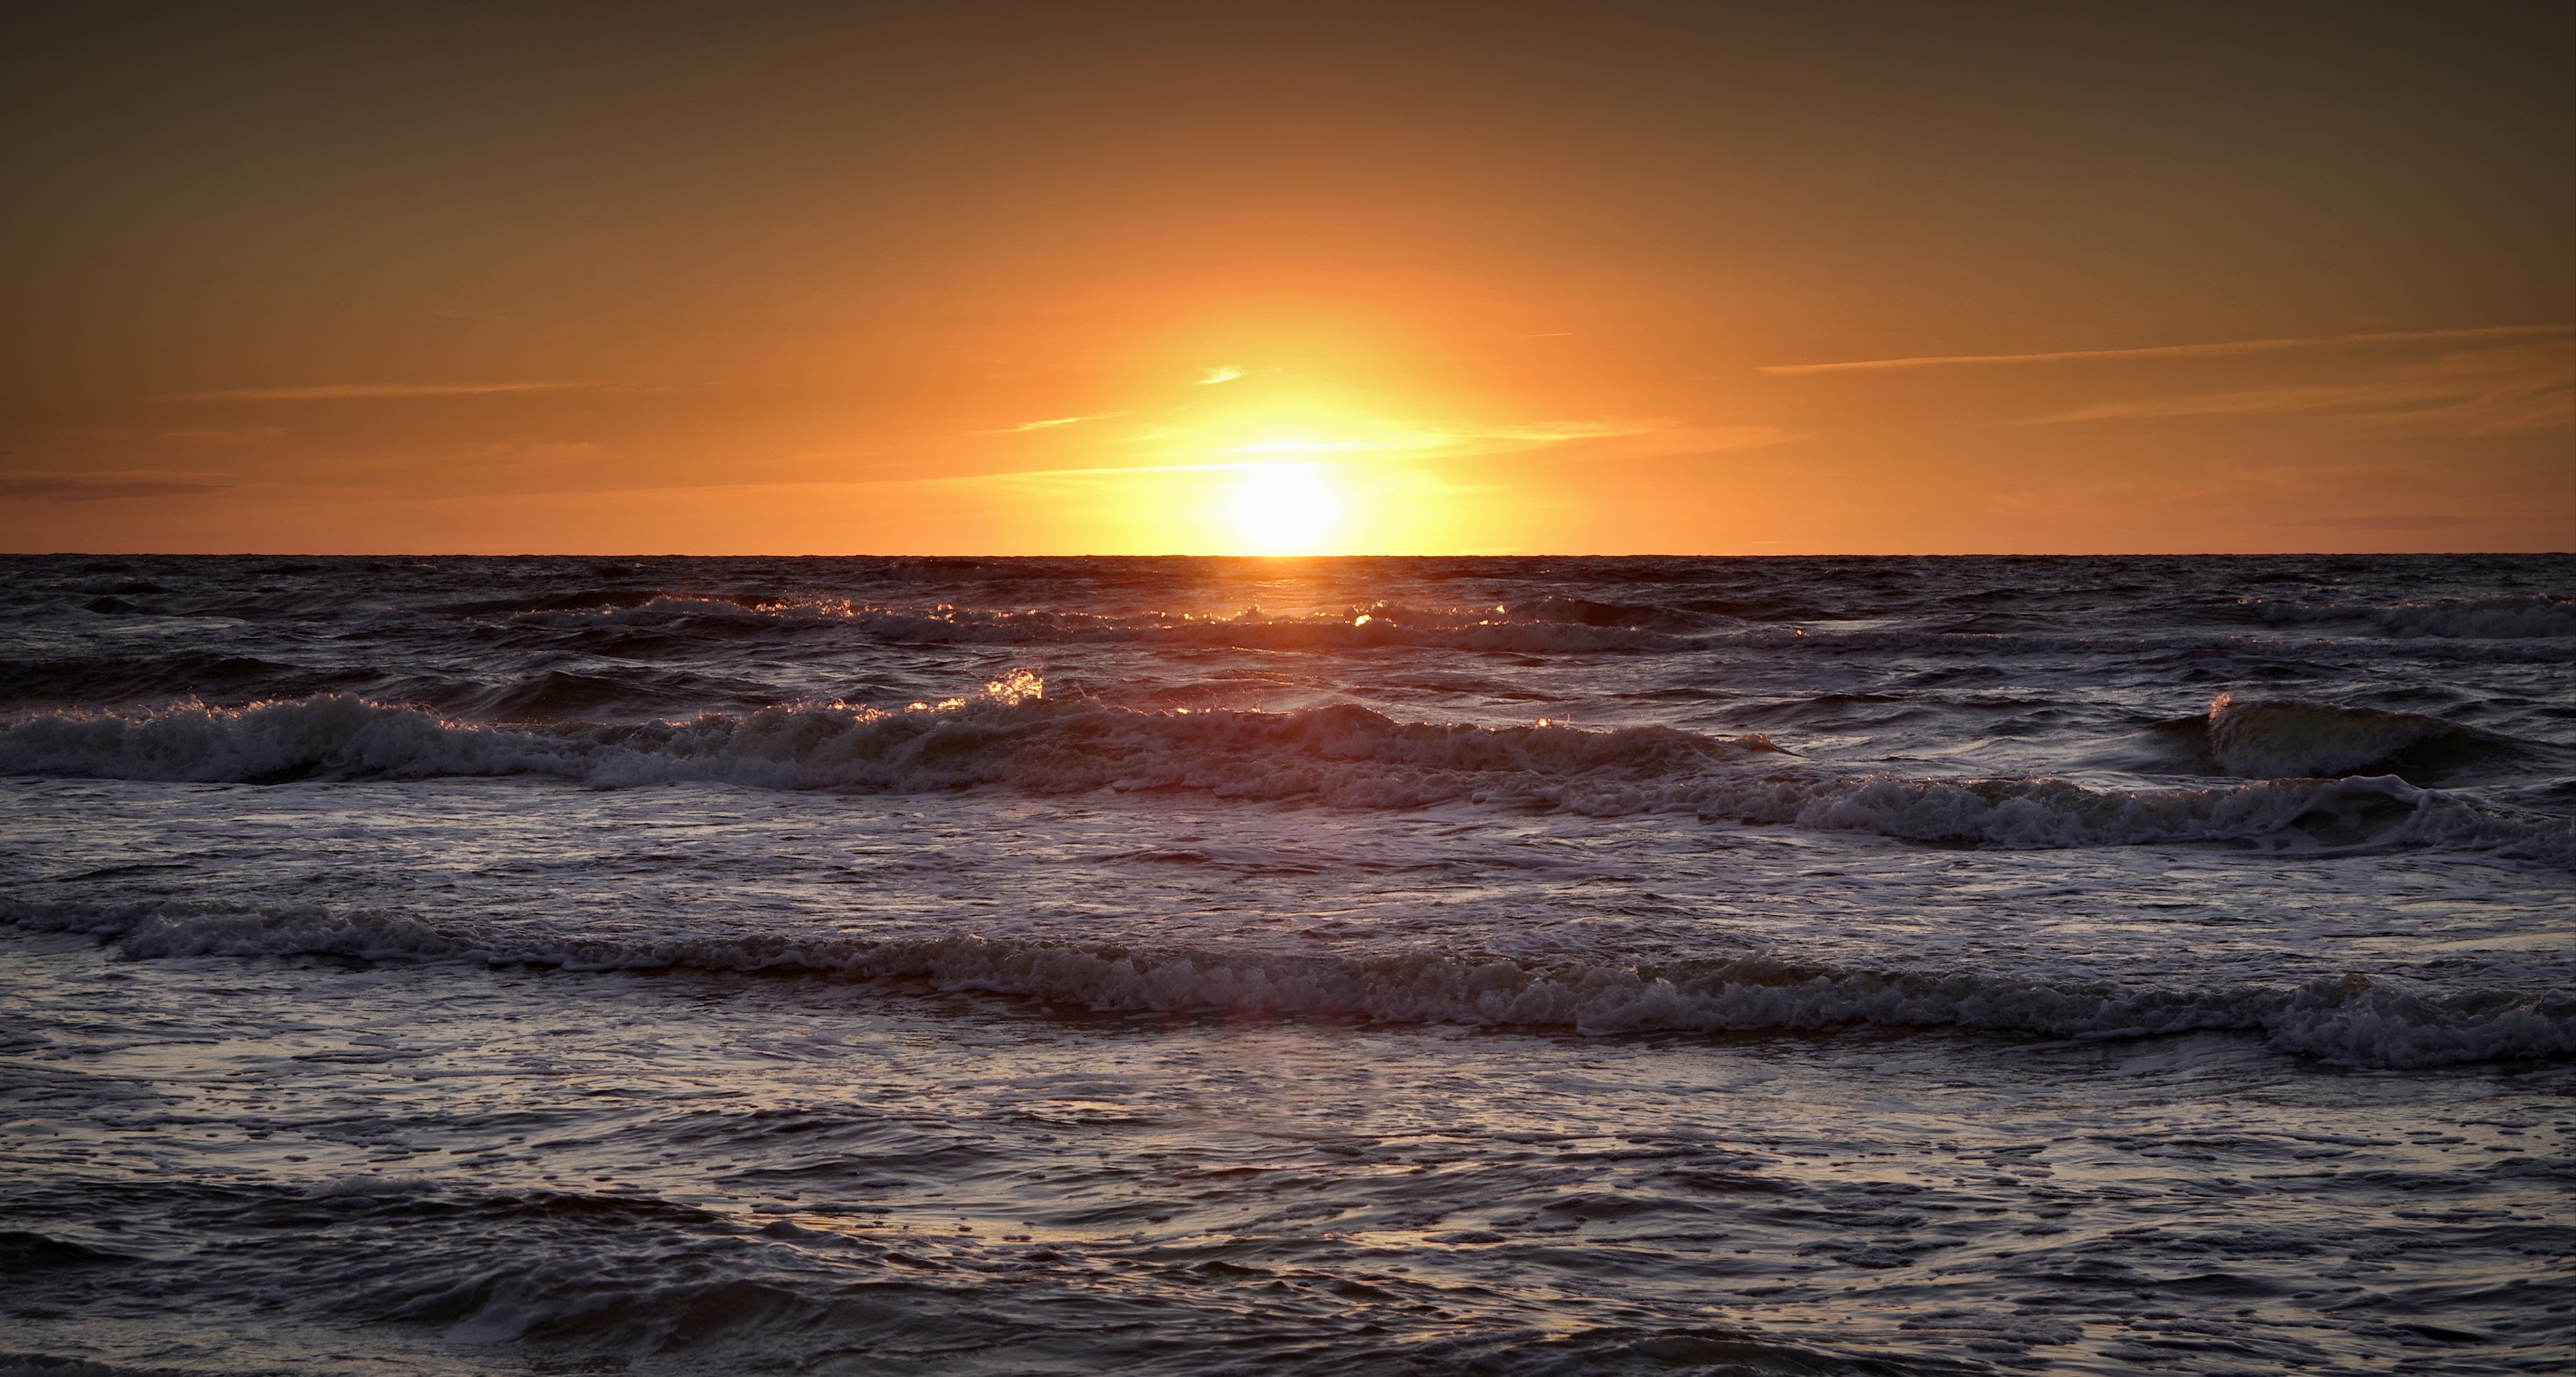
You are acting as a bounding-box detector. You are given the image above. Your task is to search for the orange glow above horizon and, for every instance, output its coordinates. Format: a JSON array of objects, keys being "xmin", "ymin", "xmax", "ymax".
[
  {"xmin": 932, "ymin": 363, "xmax": 1607, "ymax": 554},
  {"xmin": 1, "ymin": 8, "xmax": 2568, "ymax": 555}
]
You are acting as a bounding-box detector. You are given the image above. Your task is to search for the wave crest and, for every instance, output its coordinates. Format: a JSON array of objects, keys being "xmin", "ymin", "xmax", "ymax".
[
  {"xmin": 4, "ymin": 693, "xmax": 2564, "ymax": 861},
  {"xmin": 2205, "ymin": 694, "xmax": 2477, "ymax": 778},
  {"xmin": 2234, "ymin": 593, "xmax": 2576, "ymax": 639},
  {"xmin": 10, "ymin": 900, "xmax": 2564, "ymax": 1069}
]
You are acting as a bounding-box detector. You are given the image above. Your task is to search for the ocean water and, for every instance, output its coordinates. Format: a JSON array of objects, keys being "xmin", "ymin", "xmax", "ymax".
[{"xmin": 2, "ymin": 552, "xmax": 2569, "ymax": 1377}]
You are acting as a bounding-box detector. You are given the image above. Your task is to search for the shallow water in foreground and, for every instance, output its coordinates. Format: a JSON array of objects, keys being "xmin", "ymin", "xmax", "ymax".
[
  {"xmin": 1, "ymin": 553, "xmax": 2570, "ymax": 1374},
  {"xmin": 8, "ymin": 926, "xmax": 2569, "ymax": 1376}
]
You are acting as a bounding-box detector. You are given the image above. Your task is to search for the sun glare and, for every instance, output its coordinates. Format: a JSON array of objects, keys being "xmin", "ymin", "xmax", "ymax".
[
  {"xmin": 1221, "ymin": 463, "xmax": 1342, "ymax": 554},
  {"xmin": 966, "ymin": 372, "xmax": 1517, "ymax": 553}
]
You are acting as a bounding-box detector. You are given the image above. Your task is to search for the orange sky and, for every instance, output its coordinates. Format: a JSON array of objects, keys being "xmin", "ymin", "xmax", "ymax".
[{"xmin": 4, "ymin": 3, "xmax": 2570, "ymax": 554}]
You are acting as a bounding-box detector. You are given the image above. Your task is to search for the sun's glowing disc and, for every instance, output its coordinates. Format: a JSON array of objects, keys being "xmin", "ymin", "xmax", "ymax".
[{"xmin": 1221, "ymin": 464, "xmax": 1341, "ymax": 554}]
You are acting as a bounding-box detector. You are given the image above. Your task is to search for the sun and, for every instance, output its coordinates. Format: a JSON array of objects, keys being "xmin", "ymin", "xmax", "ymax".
[{"xmin": 1220, "ymin": 463, "xmax": 1342, "ymax": 554}]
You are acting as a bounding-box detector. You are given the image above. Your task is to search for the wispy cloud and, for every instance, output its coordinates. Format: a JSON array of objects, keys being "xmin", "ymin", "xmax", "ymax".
[
  {"xmin": 958, "ymin": 419, "xmax": 1785, "ymax": 481},
  {"xmin": 0, "ymin": 473, "xmax": 233, "ymax": 502},
  {"xmin": 1566, "ymin": 423, "xmax": 1800, "ymax": 458},
  {"xmin": 986, "ymin": 412, "xmax": 1127, "ymax": 433},
  {"xmin": 160, "ymin": 382, "xmax": 618, "ymax": 401},
  {"xmin": 1193, "ymin": 365, "xmax": 1244, "ymax": 386},
  {"xmin": 943, "ymin": 462, "xmax": 1296, "ymax": 484},
  {"xmin": 159, "ymin": 427, "xmax": 286, "ymax": 443},
  {"xmin": 2015, "ymin": 339, "xmax": 2573, "ymax": 433},
  {"xmin": 1757, "ymin": 324, "xmax": 2572, "ymax": 376},
  {"xmin": 1111, "ymin": 418, "xmax": 1667, "ymax": 459},
  {"xmin": 2277, "ymin": 514, "xmax": 2561, "ymax": 530}
]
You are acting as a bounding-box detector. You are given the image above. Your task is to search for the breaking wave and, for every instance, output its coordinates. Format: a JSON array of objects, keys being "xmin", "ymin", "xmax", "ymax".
[
  {"xmin": 2203, "ymin": 693, "xmax": 2513, "ymax": 779},
  {"xmin": 3, "ymin": 685, "xmax": 2565, "ymax": 863},
  {"xmin": 8, "ymin": 900, "xmax": 2567, "ymax": 1070}
]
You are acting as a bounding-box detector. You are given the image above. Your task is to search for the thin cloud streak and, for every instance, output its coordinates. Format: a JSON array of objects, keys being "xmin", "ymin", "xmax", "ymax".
[
  {"xmin": 2014, "ymin": 340, "xmax": 2574, "ymax": 433},
  {"xmin": 1192, "ymin": 366, "xmax": 1244, "ymax": 385},
  {"xmin": 0, "ymin": 474, "xmax": 234, "ymax": 502},
  {"xmin": 1106, "ymin": 419, "xmax": 1658, "ymax": 452},
  {"xmin": 952, "ymin": 420, "xmax": 1792, "ymax": 487},
  {"xmin": 161, "ymin": 382, "xmax": 619, "ymax": 401},
  {"xmin": 1756, "ymin": 324, "xmax": 2574, "ymax": 375},
  {"xmin": 950, "ymin": 462, "xmax": 1304, "ymax": 483},
  {"xmin": 2275, "ymin": 514, "xmax": 2560, "ymax": 530},
  {"xmin": 987, "ymin": 413, "xmax": 1127, "ymax": 433}
]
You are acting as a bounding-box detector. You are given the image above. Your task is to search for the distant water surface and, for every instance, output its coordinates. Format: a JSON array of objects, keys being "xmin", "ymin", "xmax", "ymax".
[{"xmin": 2, "ymin": 553, "xmax": 2569, "ymax": 1375}]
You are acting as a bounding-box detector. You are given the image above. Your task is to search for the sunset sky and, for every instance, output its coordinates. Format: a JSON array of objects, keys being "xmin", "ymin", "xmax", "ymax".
[{"xmin": 5, "ymin": 2, "xmax": 2569, "ymax": 555}]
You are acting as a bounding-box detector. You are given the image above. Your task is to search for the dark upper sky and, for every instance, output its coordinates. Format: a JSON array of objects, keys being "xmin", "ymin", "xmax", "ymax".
[{"xmin": 6, "ymin": 2, "xmax": 2569, "ymax": 553}]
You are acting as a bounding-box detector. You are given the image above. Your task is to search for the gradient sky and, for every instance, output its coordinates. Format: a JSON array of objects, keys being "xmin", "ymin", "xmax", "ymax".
[{"xmin": 5, "ymin": 2, "xmax": 2570, "ymax": 554}]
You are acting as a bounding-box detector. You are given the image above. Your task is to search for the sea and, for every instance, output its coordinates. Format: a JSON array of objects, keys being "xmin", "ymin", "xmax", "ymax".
[{"xmin": 1, "ymin": 552, "xmax": 2569, "ymax": 1377}]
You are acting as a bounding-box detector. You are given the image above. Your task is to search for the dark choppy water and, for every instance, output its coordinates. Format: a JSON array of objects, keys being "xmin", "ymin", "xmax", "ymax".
[{"xmin": 2, "ymin": 553, "xmax": 2570, "ymax": 1375}]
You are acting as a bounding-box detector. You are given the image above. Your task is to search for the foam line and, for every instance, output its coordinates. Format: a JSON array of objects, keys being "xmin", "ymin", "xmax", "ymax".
[
  {"xmin": 8, "ymin": 900, "xmax": 2566, "ymax": 1069},
  {"xmin": 3, "ymin": 692, "xmax": 2565, "ymax": 863}
]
